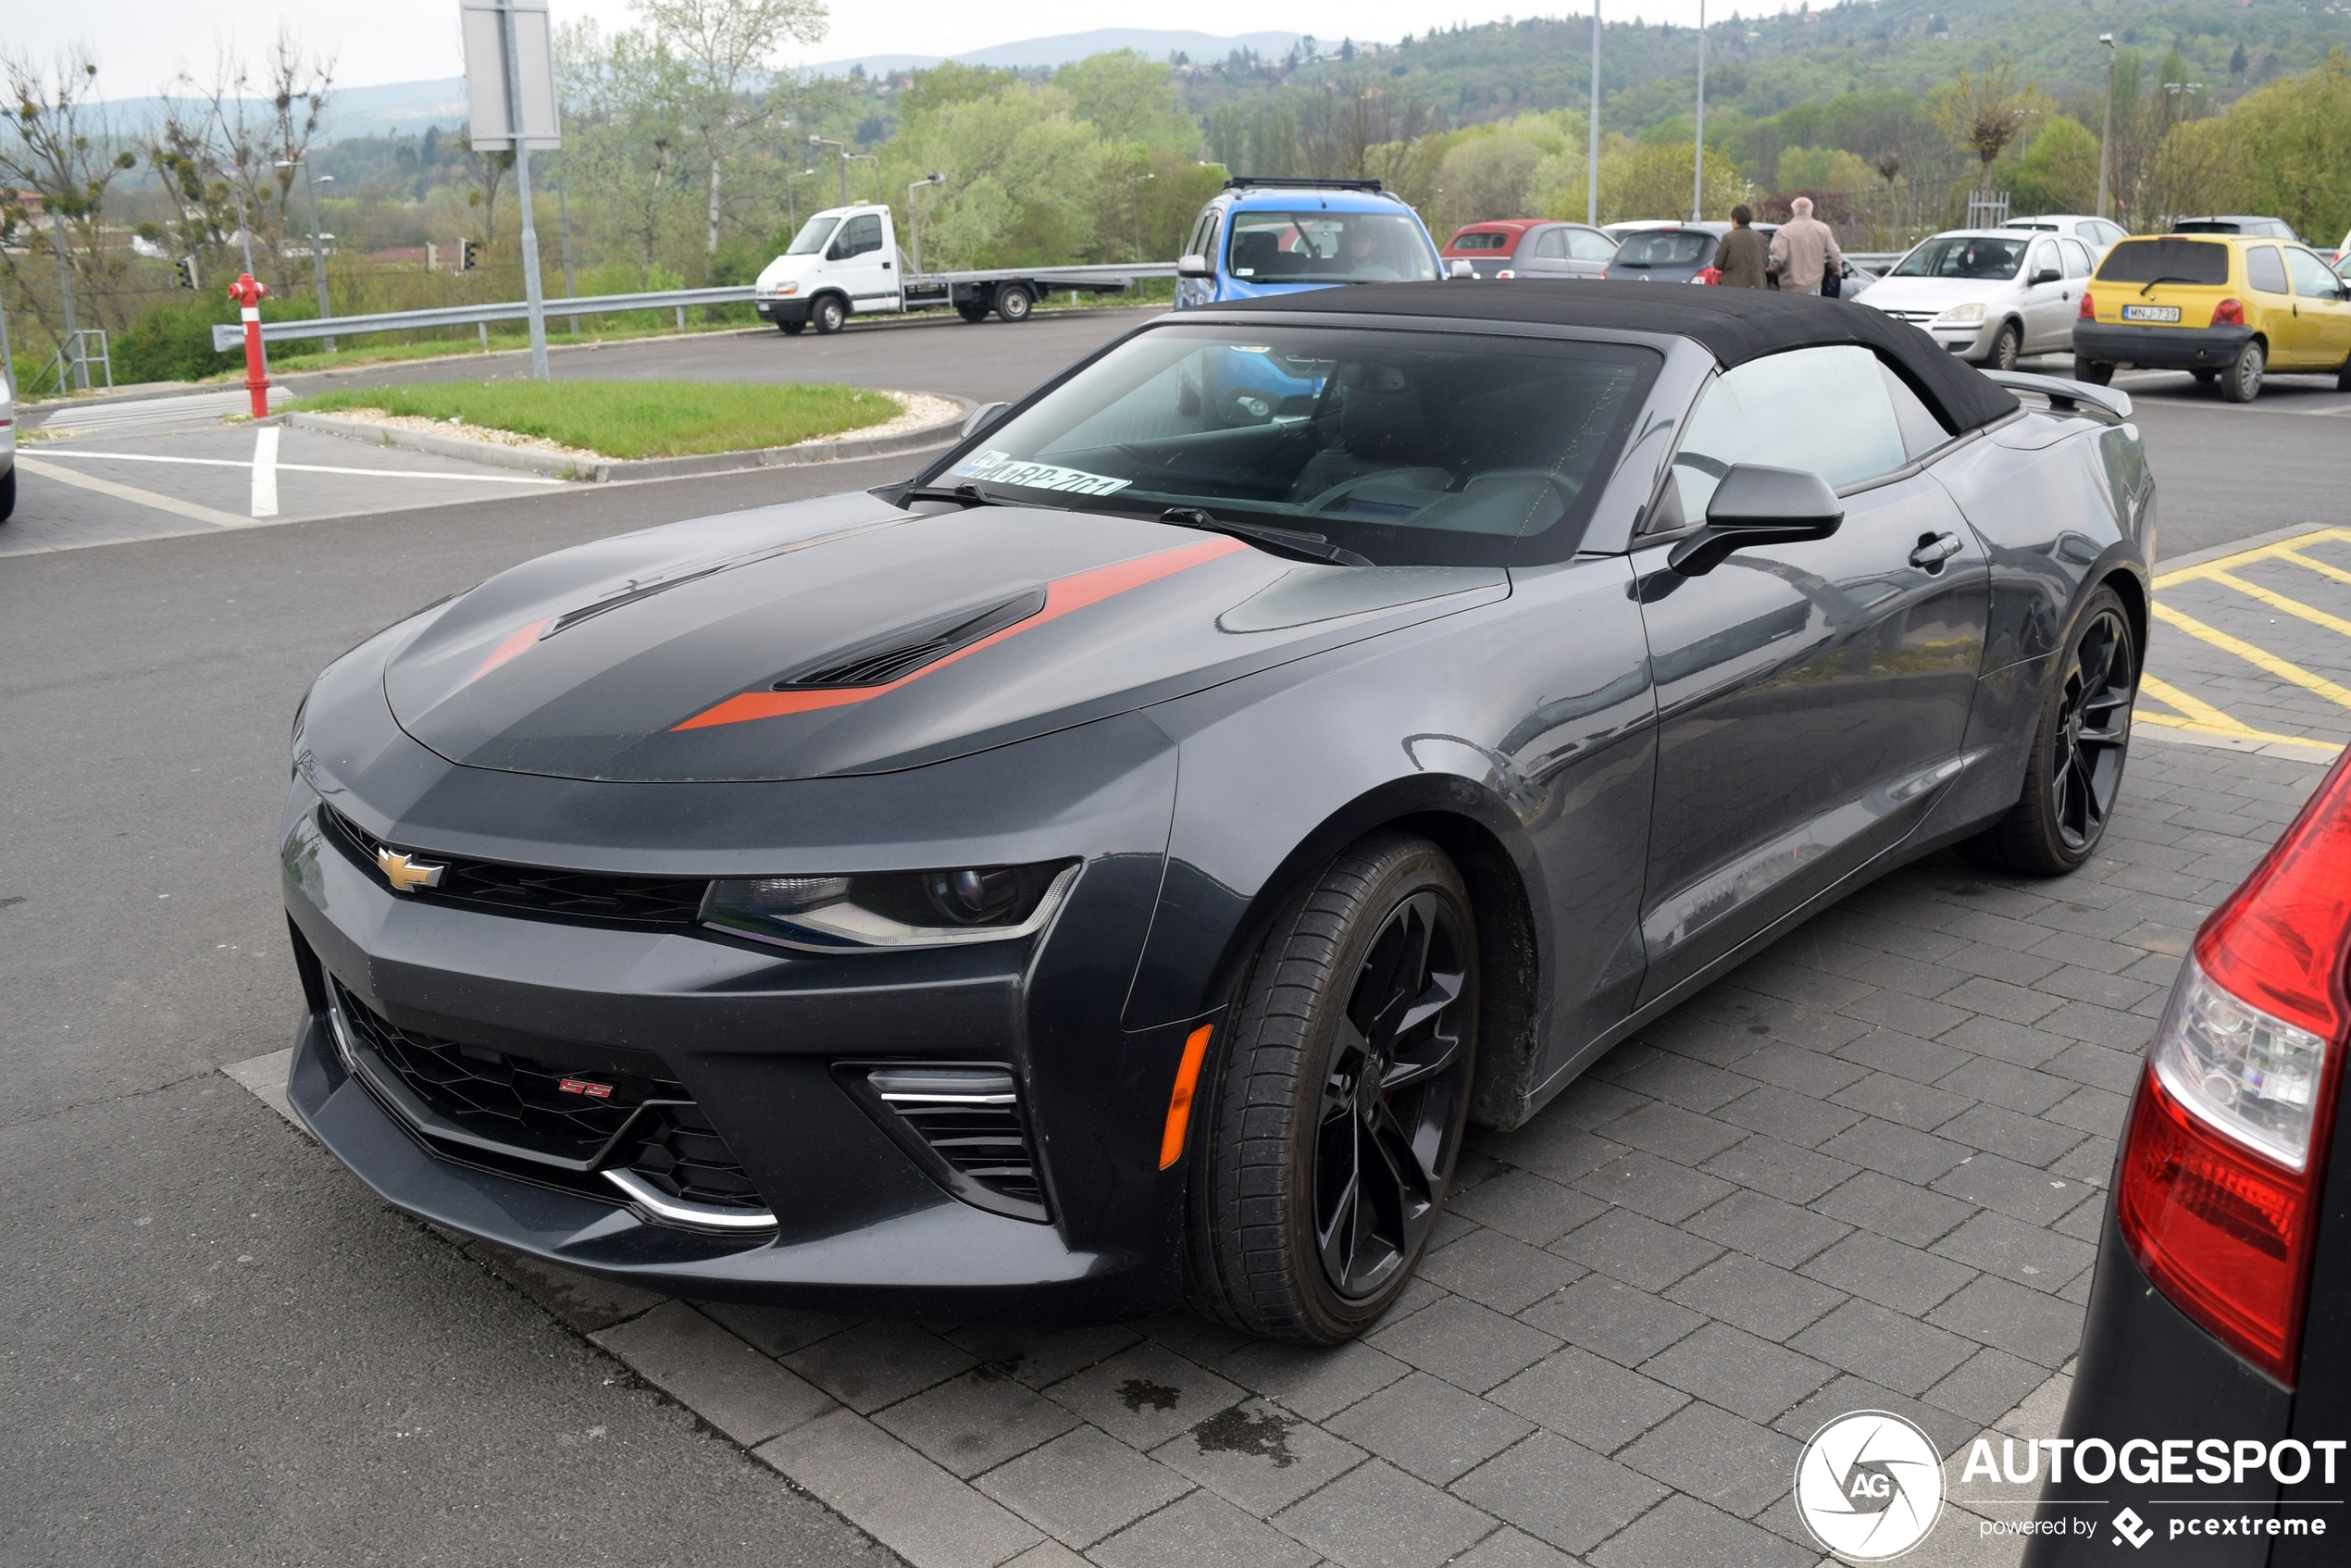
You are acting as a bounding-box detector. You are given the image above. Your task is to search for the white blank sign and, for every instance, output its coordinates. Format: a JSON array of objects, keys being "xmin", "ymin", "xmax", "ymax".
[{"xmin": 462, "ymin": 0, "xmax": 560, "ymax": 150}]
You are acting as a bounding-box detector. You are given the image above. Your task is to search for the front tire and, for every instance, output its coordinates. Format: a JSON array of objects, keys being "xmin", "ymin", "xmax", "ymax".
[
  {"xmin": 1964, "ymin": 586, "xmax": 2137, "ymax": 876},
  {"xmin": 1988, "ymin": 321, "xmax": 2021, "ymax": 372},
  {"xmin": 777, "ymin": 319, "xmax": 805, "ymax": 336},
  {"xmin": 2071, "ymin": 357, "xmax": 2114, "ymax": 386},
  {"xmin": 1186, "ymin": 834, "xmax": 1479, "ymax": 1342},
  {"xmin": 0, "ymin": 464, "xmax": 14, "ymax": 523},
  {"xmin": 955, "ymin": 303, "xmax": 990, "ymax": 324},
  {"xmin": 2221, "ymin": 338, "xmax": 2264, "ymax": 403},
  {"xmin": 811, "ymin": 296, "xmax": 847, "ymax": 335},
  {"xmin": 995, "ymin": 284, "xmax": 1034, "ymax": 323}
]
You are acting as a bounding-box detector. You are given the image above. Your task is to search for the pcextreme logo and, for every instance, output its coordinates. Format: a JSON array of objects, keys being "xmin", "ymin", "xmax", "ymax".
[{"xmin": 1795, "ymin": 1411, "xmax": 1945, "ymax": 1561}]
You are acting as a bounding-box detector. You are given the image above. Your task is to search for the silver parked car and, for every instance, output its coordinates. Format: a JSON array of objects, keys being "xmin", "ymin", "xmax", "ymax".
[{"xmin": 1850, "ymin": 229, "xmax": 2095, "ymax": 369}]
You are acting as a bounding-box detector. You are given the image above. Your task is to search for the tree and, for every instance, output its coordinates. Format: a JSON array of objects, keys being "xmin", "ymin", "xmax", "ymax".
[
  {"xmin": 1, "ymin": 45, "xmax": 141, "ymax": 367},
  {"xmin": 2006, "ymin": 116, "xmax": 2101, "ymax": 215},
  {"xmin": 1930, "ymin": 55, "xmax": 2047, "ymax": 180},
  {"xmin": 2204, "ymin": 46, "xmax": 2351, "ymax": 243},
  {"xmin": 1432, "ymin": 132, "xmax": 1543, "ymax": 230},
  {"xmin": 1300, "ymin": 77, "xmax": 1429, "ymax": 181},
  {"xmin": 631, "ymin": 0, "xmax": 829, "ymax": 255},
  {"xmin": 147, "ymin": 28, "xmax": 337, "ymax": 295},
  {"xmin": 1053, "ymin": 52, "xmax": 1198, "ymax": 153}
]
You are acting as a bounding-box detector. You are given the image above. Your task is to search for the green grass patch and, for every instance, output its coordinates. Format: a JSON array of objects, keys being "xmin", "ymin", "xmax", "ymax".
[{"xmin": 287, "ymin": 379, "xmax": 900, "ymax": 460}]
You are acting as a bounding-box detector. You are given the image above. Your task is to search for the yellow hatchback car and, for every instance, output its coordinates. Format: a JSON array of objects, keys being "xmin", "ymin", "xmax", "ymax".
[{"xmin": 2072, "ymin": 233, "xmax": 2351, "ymax": 401}]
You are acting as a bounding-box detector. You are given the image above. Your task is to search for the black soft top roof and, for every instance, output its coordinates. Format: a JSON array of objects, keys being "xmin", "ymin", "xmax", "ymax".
[{"xmin": 1211, "ymin": 281, "xmax": 2021, "ymax": 433}]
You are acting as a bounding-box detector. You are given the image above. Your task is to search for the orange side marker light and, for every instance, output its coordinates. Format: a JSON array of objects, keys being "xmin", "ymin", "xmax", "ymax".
[{"xmin": 1158, "ymin": 1025, "xmax": 1214, "ymax": 1170}]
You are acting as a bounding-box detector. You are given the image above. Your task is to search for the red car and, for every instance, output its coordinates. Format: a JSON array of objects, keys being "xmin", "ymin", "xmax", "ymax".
[
  {"xmin": 1441, "ymin": 219, "xmax": 1617, "ymax": 280},
  {"xmin": 2026, "ymin": 745, "xmax": 2351, "ymax": 1562}
]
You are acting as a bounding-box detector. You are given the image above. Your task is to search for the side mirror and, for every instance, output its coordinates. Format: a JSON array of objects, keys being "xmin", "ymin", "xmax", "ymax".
[
  {"xmin": 1669, "ymin": 464, "xmax": 1845, "ymax": 577},
  {"xmin": 962, "ymin": 401, "xmax": 1010, "ymax": 440},
  {"xmin": 1448, "ymin": 258, "xmax": 1478, "ymax": 280},
  {"xmin": 1176, "ymin": 253, "xmax": 1213, "ymax": 279},
  {"xmin": 2031, "ymin": 267, "xmax": 2062, "ymax": 286}
]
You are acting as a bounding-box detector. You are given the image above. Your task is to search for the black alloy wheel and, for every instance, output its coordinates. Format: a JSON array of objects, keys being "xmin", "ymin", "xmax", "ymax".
[
  {"xmin": 1186, "ymin": 834, "xmax": 1479, "ymax": 1341},
  {"xmin": 2071, "ymin": 357, "xmax": 2114, "ymax": 386},
  {"xmin": 995, "ymin": 284, "xmax": 1034, "ymax": 323},
  {"xmin": 812, "ymin": 296, "xmax": 847, "ymax": 335},
  {"xmin": 1989, "ymin": 322, "xmax": 2022, "ymax": 372},
  {"xmin": 1966, "ymin": 586, "xmax": 2138, "ymax": 875},
  {"xmin": 2222, "ymin": 338, "xmax": 2265, "ymax": 403},
  {"xmin": 777, "ymin": 319, "xmax": 805, "ymax": 336}
]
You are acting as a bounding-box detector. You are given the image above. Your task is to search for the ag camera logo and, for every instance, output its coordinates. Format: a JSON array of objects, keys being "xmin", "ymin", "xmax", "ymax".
[{"xmin": 1796, "ymin": 1411, "xmax": 1946, "ymax": 1561}]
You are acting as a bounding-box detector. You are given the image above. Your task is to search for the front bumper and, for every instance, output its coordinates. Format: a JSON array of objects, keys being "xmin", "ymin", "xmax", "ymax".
[
  {"xmin": 2073, "ymin": 320, "xmax": 2252, "ymax": 369},
  {"xmin": 755, "ymin": 295, "xmax": 811, "ymax": 324},
  {"xmin": 1926, "ymin": 318, "xmax": 1998, "ymax": 359},
  {"xmin": 278, "ymin": 703, "xmax": 1197, "ymax": 1320}
]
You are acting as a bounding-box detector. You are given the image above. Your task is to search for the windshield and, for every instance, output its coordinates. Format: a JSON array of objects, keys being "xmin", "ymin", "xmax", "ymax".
[
  {"xmin": 1225, "ymin": 211, "xmax": 1439, "ymax": 285},
  {"xmin": 2096, "ymin": 238, "xmax": 2231, "ymax": 285},
  {"xmin": 1614, "ymin": 231, "xmax": 1713, "ymax": 268},
  {"xmin": 785, "ymin": 216, "xmax": 840, "ymax": 256},
  {"xmin": 930, "ymin": 326, "xmax": 1659, "ymax": 566},
  {"xmin": 1892, "ymin": 236, "xmax": 2029, "ymax": 280}
]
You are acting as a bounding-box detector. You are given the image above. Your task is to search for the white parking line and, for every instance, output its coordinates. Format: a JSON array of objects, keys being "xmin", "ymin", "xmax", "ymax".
[
  {"xmin": 29, "ymin": 448, "xmax": 567, "ymax": 484},
  {"xmin": 13, "ymin": 456, "xmax": 255, "ymax": 529},
  {"xmin": 251, "ymin": 426, "xmax": 280, "ymax": 518}
]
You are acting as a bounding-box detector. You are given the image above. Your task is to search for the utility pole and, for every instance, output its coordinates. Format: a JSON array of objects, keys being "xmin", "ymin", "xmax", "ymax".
[
  {"xmin": 277, "ymin": 160, "xmax": 337, "ymax": 352},
  {"xmin": 500, "ymin": 0, "xmax": 550, "ymax": 380},
  {"xmin": 1588, "ymin": 0, "xmax": 1602, "ymax": 227},
  {"xmin": 2096, "ymin": 33, "xmax": 2118, "ymax": 221},
  {"xmin": 1128, "ymin": 170, "xmax": 1156, "ymax": 263},
  {"xmin": 1692, "ymin": 0, "xmax": 1707, "ymax": 221}
]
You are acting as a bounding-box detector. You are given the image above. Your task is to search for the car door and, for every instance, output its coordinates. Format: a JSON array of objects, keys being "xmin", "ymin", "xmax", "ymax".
[
  {"xmin": 2022, "ymin": 238, "xmax": 2073, "ymax": 353},
  {"xmin": 2059, "ymin": 237, "xmax": 2094, "ymax": 320},
  {"xmin": 1518, "ymin": 226, "xmax": 1570, "ymax": 278},
  {"xmin": 1630, "ymin": 345, "xmax": 1990, "ymax": 1002},
  {"xmin": 2245, "ymin": 245, "xmax": 2298, "ymax": 363},
  {"xmin": 827, "ymin": 213, "xmax": 895, "ymax": 313},
  {"xmin": 2285, "ymin": 245, "xmax": 2351, "ymax": 370}
]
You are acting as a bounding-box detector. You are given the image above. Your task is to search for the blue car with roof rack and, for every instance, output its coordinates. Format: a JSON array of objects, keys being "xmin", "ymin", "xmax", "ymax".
[{"xmin": 1174, "ymin": 179, "xmax": 1447, "ymax": 310}]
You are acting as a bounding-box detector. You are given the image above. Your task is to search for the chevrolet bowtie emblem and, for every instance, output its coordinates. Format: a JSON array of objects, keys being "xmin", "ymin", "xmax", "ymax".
[{"xmin": 376, "ymin": 848, "xmax": 445, "ymax": 892}]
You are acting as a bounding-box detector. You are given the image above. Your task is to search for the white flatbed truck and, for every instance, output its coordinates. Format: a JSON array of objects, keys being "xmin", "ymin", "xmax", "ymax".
[{"xmin": 753, "ymin": 205, "xmax": 1175, "ymax": 334}]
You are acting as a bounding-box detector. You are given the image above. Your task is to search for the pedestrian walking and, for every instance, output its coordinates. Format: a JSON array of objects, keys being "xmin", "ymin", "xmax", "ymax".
[
  {"xmin": 1768, "ymin": 196, "xmax": 1846, "ymax": 297},
  {"xmin": 1715, "ymin": 206, "xmax": 1770, "ymax": 288}
]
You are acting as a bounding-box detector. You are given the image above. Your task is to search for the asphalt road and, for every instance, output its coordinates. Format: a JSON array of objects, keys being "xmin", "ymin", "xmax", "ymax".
[{"xmin": 1, "ymin": 319, "xmax": 2345, "ymax": 1564}]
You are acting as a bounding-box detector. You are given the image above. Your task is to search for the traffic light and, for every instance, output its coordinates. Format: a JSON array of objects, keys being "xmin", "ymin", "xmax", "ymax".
[
  {"xmin": 175, "ymin": 255, "xmax": 199, "ymax": 290},
  {"xmin": 459, "ymin": 239, "xmax": 479, "ymax": 272}
]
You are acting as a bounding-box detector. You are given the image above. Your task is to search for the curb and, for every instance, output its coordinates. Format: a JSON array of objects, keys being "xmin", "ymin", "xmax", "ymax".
[{"xmin": 280, "ymin": 395, "xmax": 971, "ymax": 482}]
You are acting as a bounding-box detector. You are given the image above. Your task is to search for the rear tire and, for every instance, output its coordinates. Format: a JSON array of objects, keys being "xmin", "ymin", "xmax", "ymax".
[
  {"xmin": 1963, "ymin": 586, "xmax": 2137, "ymax": 876},
  {"xmin": 995, "ymin": 284, "xmax": 1034, "ymax": 323},
  {"xmin": 1185, "ymin": 833, "xmax": 1479, "ymax": 1343},
  {"xmin": 2220, "ymin": 339, "xmax": 2264, "ymax": 403},
  {"xmin": 1988, "ymin": 321, "xmax": 2021, "ymax": 371},
  {"xmin": 0, "ymin": 464, "xmax": 14, "ymax": 523},
  {"xmin": 2071, "ymin": 358, "xmax": 2114, "ymax": 386},
  {"xmin": 811, "ymin": 296, "xmax": 847, "ymax": 335}
]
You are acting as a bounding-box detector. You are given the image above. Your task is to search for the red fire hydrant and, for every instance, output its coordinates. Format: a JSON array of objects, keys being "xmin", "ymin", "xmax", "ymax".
[{"xmin": 229, "ymin": 273, "xmax": 270, "ymax": 419}]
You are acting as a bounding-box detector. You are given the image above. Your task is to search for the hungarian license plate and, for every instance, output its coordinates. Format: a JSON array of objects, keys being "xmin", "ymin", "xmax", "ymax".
[{"xmin": 2121, "ymin": 305, "xmax": 2183, "ymax": 323}]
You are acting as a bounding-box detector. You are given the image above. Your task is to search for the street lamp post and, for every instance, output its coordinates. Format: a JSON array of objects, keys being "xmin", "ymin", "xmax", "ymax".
[
  {"xmin": 277, "ymin": 159, "xmax": 337, "ymax": 353},
  {"xmin": 1127, "ymin": 170, "xmax": 1156, "ymax": 263},
  {"xmin": 1692, "ymin": 0, "xmax": 1707, "ymax": 222},
  {"xmin": 1588, "ymin": 0, "xmax": 1602, "ymax": 227},
  {"xmin": 907, "ymin": 173, "xmax": 943, "ymax": 274},
  {"xmin": 846, "ymin": 151, "xmax": 881, "ymax": 205},
  {"xmin": 2096, "ymin": 33, "xmax": 2118, "ymax": 221},
  {"xmin": 784, "ymin": 168, "xmax": 819, "ymax": 235},
  {"xmin": 810, "ymin": 135, "xmax": 849, "ymax": 205}
]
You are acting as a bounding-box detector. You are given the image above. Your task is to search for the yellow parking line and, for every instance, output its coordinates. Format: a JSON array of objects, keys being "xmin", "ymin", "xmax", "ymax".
[
  {"xmin": 2155, "ymin": 527, "xmax": 2351, "ymax": 590},
  {"xmin": 2202, "ymin": 569, "xmax": 2351, "ymax": 639},
  {"xmin": 2150, "ymin": 603, "xmax": 2351, "ymax": 711},
  {"xmin": 2280, "ymin": 548, "xmax": 2351, "ymax": 589},
  {"xmin": 2139, "ymin": 674, "xmax": 2259, "ymax": 733},
  {"xmin": 2137, "ymin": 712, "xmax": 2345, "ymax": 755}
]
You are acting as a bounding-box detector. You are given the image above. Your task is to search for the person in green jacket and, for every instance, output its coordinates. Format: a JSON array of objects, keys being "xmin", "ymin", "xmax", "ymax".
[{"xmin": 1716, "ymin": 206, "xmax": 1771, "ymax": 288}]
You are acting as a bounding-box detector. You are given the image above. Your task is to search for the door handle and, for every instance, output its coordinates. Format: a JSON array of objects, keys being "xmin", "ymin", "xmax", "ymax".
[{"xmin": 1909, "ymin": 532, "xmax": 1963, "ymax": 569}]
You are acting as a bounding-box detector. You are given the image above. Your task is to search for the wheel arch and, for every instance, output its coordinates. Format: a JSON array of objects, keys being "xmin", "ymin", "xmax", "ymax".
[{"xmin": 2100, "ymin": 566, "xmax": 2150, "ymax": 678}]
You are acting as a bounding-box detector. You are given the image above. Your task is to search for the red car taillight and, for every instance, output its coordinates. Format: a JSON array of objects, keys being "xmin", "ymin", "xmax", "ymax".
[
  {"xmin": 1693, "ymin": 267, "xmax": 1721, "ymax": 285},
  {"xmin": 2212, "ymin": 297, "xmax": 2246, "ymax": 327},
  {"xmin": 2078, "ymin": 291, "xmax": 2096, "ymax": 319},
  {"xmin": 2116, "ymin": 752, "xmax": 2351, "ymax": 1383}
]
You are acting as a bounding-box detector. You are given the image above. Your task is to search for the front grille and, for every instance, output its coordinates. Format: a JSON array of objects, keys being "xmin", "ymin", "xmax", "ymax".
[
  {"xmin": 323, "ymin": 805, "xmax": 708, "ymax": 927},
  {"xmin": 330, "ymin": 979, "xmax": 768, "ymax": 1217},
  {"xmin": 851, "ymin": 1064, "xmax": 1050, "ymax": 1223}
]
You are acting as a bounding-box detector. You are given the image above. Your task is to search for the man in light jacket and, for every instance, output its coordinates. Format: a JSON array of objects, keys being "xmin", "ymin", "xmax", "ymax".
[{"xmin": 1769, "ymin": 196, "xmax": 1845, "ymax": 296}]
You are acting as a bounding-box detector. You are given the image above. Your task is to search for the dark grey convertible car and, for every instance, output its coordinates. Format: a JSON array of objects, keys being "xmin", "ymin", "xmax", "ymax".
[{"xmin": 281, "ymin": 288, "xmax": 2153, "ymax": 1341}]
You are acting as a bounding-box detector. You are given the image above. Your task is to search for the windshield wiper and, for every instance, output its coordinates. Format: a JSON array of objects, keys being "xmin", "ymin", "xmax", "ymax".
[
  {"xmin": 897, "ymin": 482, "xmax": 1003, "ymax": 508},
  {"xmin": 2140, "ymin": 275, "xmax": 2201, "ymax": 296},
  {"xmin": 1158, "ymin": 506, "xmax": 1374, "ymax": 568}
]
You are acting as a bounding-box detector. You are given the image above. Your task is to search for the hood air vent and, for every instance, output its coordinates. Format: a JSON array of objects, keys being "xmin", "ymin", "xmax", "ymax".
[{"xmin": 779, "ymin": 589, "xmax": 1046, "ymax": 690}]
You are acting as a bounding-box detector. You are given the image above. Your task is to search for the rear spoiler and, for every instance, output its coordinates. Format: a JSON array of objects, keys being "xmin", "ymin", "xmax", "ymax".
[{"xmin": 1981, "ymin": 369, "xmax": 2133, "ymax": 421}]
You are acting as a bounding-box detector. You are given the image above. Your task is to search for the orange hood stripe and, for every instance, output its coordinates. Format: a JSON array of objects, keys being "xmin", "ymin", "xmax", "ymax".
[
  {"xmin": 670, "ymin": 534, "xmax": 1248, "ymax": 732},
  {"xmin": 468, "ymin": 616, "xmax": 556, "ymax": 682}
]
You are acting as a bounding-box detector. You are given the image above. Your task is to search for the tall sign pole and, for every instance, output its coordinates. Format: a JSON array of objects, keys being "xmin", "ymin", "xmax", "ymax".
[
  {"xmin": 1692, "ymin": 0, "xmax": 1707, "ymax": 221},
  {"xmin": 1587, "ymin": 1, "xmax": 1602, "ymax": 227},
  {"xmin": 463, "ymin": 0, "xmax": 559, "ymax": 379}
]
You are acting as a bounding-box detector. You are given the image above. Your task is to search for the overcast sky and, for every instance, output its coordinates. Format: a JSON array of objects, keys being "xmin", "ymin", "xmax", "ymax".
[{"xmin": 27, "ymin": 0, "xmax": 1744, "ymax": 97}]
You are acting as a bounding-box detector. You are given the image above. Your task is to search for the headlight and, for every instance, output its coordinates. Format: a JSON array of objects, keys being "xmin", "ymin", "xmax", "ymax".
[
  {"xmin": 701, "ymin": 861, "xmax": 1079, "ymax": 952},
  {"xmin": 1934, "ymin": 303, "xmax": 1988, "ymax": 327},
  {"xmin": 774, "ymin": 283, "xmax": 799, "ymax": 296}
]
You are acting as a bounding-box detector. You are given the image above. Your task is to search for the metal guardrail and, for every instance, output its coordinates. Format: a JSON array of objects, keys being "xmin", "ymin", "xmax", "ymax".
[
  {"xmin": 211, "ymin": 266, "xmax": 1180, "ymax": 354},
  {"xmin": 212, "ymin": 286, "xmax": 757, "ymax": 353}
]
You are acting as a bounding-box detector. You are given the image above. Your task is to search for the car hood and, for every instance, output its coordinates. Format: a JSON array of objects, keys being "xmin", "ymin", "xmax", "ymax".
[
  {"xmin": 1851, "ymin": 276, "xmax": 2017, "ymax": 312},
  {"xmin": 755, "ymin": 255, "xmax": 817, "ymax": 290},
  {"xmin": 380, "ymin": 493, "xmax": 1508, "ymax": 783}
]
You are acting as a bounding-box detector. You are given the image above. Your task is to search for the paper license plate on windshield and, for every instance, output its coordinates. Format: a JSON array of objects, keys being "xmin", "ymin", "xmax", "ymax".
[{"xmin": 2121, "ymin": 305, "xmax": 2183, "ymax": 323}]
